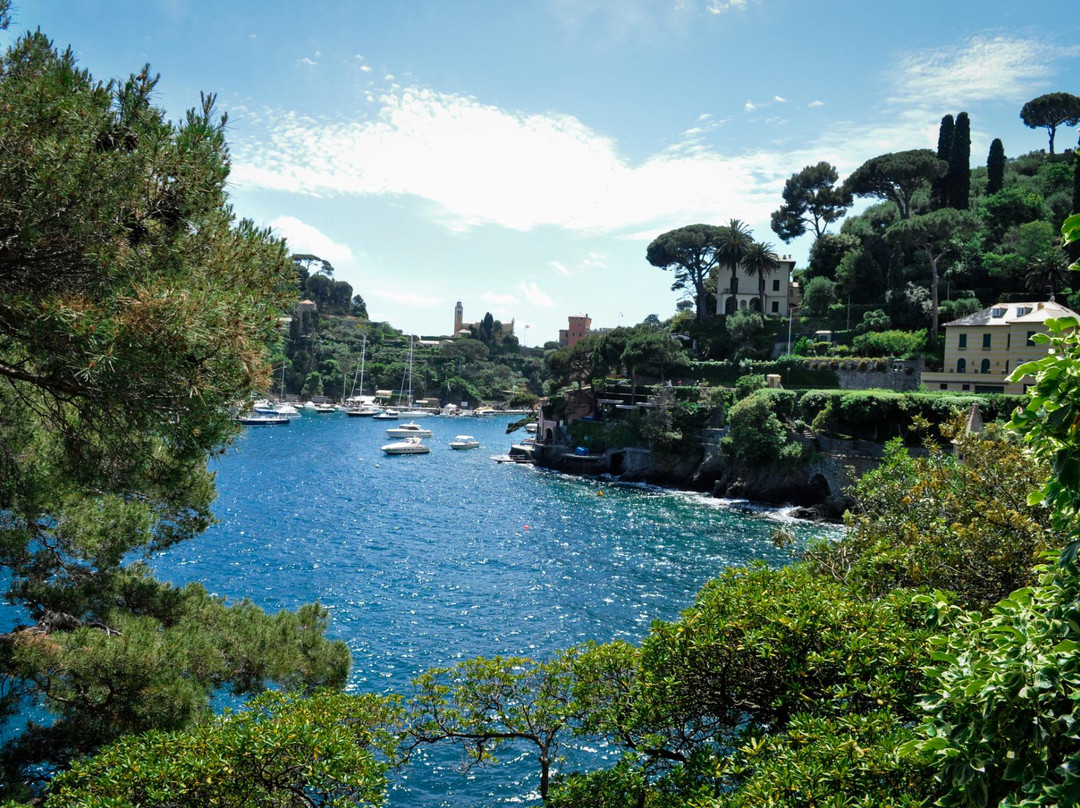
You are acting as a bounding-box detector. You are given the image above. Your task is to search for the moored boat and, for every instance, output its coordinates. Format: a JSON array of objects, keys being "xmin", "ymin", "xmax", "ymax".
[
  {"xmin": 449, "ymin": 435, "xmax": 480, "ymax": 450},
  {"xmin": 381, "ymin": 436, "xmax": 430, "ymax": 455},
  {"xmin": 386, "ymin": 422, "xmax": 433, "ymax": 438}
]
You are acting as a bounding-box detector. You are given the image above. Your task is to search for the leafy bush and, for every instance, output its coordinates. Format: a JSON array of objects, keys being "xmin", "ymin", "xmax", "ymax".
[
  {"xmin": 734, "ymin": 373, "xmax": 767, "ymax": 399},
  {"xmin": 724, "ymin": 390, "xmax": 786, "ymax": 465},
  {"xmin": 850, "ymin": 329, "xmax": 927, "ymax": 358}
]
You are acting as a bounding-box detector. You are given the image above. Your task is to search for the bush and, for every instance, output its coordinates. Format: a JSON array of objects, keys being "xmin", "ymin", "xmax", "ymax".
[
  {"xmin": 725, "ymin": 390, "xmax": 786, "ymax": 465},
  {"xmin": 850, "ymin": 329, "xmax": 927, "ymax": 358},
  {"xmin": 734, "ymin": 373, "xmax": 767, "ymax": 400}
]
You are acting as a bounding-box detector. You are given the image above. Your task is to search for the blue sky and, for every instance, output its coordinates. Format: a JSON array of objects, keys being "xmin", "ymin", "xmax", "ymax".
[{"xmin": 10, "ymin": 0, "xmax": 1080, "ymax": 344}]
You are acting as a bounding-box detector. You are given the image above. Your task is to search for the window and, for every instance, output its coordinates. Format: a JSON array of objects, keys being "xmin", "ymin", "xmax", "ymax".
[
  {"xmin": 772, "ymin": 279, "xmax": 781, "ymax": 292},
  {"xmin": 1007, "ymin": 333, "xmax": 1011, "ymax": 350},
  {"xmin": 982, "ymin": 333, "xmax": 991, "ymax": 349},
  {"xmin": 992, "ymin": 307, "xmax": 1006, "ymax": 318},
  {"xmin": 1027, "ymin": 331, "xmax": 1036, "ymax": 346},
  {"xmin": 961, "ymin": 384, "xmax": 970, "ymax": 391},
  {"xmin": 771, "ymin": 301, "xmax": 779, "ymax": 313},
  {"xmin": 940, "ymin": 383, "xmax": 948, "ymax": 390},
  {"xmin": 958, "ymin": 333, "xmax": 967, "ymax": 349},
  {"xmin": 981, "ymin": 358, "xmax": 991, "ymax": 373},
  {"xmin": 957, "ymin": 358, "xmax": 966, "ymax": 373}
]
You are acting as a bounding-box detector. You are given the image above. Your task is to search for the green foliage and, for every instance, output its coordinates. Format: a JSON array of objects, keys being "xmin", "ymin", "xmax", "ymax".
[
  {"xmin": 646, "ymin": 224, "xmax": 728, "ymax": 324},
  {"xmin": 850, "ymin": 329, "xmax": 927, "ymax": 358},
  {"xmin": 1020, "ymin": 92, "xmax": 1080, "ymax": 154},
  {"xmin": 801, "ymin": 276, "xmax": 837, "ymax": 317},
  {"xmin": 986, "ymin": 137, "xmax": 1006, "ymax": 195},
  {"xmin": 567, "ymin": 419, "xmax": 642, "ymax": 453},
  {"xmin": 910, "ymin": 566, "xmax": 1080, "ymax": 808},
  {"xmin": 407, "ymin": 651, "xmax": 579, "ymax": 801},
  {"xmin": 724, "ymin": 389, "xmax": 786, "ymax": 465},
  {"xmin": 770, "ymin": 162, "xmax": 852, "ymax": 243},
  {"xmin": 946, "ymin": 112, "xmax": 971, "ymax": 210},
  {"xmin": 734, "ymin": 373, "xmax": 767, "ymax": 400},
  {"xmin": 843, "ymin": 149, "xmax": 949, "ymax": 220},
  {"xmin": 641, "ymin": 386, "xmax": 724, "ymax": 456},
  {"xmin": 0, "ymin": 29, "xmax": 350, "ymax": 791},
  {"xmin": 809, "ymin": 425, "xmax": 1052, "ymax": 610},
  {"xmin": 46, "ymin": 689, "xmax": 401, "ymax": 808}
]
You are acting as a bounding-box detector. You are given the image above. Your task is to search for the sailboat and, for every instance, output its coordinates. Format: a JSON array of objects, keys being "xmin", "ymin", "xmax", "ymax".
[
  {"xmin": 346, "ymin": 335, "xmax": 380, "ymax": 417},
  {"xmin": 397, "ymin": 335, "xmax": 433, "ymax": 418}
]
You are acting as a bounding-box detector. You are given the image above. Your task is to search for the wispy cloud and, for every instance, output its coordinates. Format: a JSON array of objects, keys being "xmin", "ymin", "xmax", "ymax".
[
  {"xmin": 706, "ymin": 0, "xmax": 750, "ymax": 13},
  {"xmin": 773, "ymin": 95, "xmax": 787, "ymax": 103},
  {"xmin": 808, "ymin": 100, "xmax": 825, "ymax": 107},
  {"xmin": 231, "ymin": 87, "xmax": 794, "ymax": 234},
  {"xmin": 518, "ymin": 281, "xmax": 554, "ymax": 307},
  {"xmin": 296, "ymin": 56, "xmax": 317, "ymax": 69},
  {"xmin": 270, "ymin": 216, "xmax": 353, "ymax": 264},
  {"xmin": 888, "ymin": 35, "xmax": 1078, "ymax": 108},
  {"xmin": 743, "ymin": 100, "xmax": 756, "ymax": 111}
]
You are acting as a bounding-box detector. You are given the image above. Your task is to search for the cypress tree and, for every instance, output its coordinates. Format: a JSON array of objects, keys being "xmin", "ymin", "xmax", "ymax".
[
  {"xmin": 933, "ymin": 114, "xmax": 954, "ymax": 209},
  {"xmin": 987, "ymin": 138, "xmax": 1005, "ymax": 195},
  {"xmin": 948, "ymin": 112, "xmax": 971, "ymax": 209}
]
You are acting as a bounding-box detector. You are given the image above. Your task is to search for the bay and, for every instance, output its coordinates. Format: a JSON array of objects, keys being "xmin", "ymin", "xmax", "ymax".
[
  {"xmin": 151, "ymin": 413, "xmax": 839, "ymax": 804},
  {"xmin": 2, "ymin": 412, "xmax": 833, "ymax": 803}
]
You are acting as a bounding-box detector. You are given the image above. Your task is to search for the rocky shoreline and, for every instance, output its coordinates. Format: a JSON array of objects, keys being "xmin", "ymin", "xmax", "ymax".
[{"xmin": 530, "ymin": 436, "xmax": 864, "ymax": 523}]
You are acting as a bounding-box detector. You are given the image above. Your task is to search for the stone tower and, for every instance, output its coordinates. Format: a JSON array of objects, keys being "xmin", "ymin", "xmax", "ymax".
[{"xmin": 454, "ymin": 301, "xmax": 463, "ymax": 335}]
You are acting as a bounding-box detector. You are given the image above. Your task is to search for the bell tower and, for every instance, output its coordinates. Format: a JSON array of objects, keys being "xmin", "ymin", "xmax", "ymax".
[{"xmin": 454, "ymin": 301, "xmax": 463, "ymax": 335}]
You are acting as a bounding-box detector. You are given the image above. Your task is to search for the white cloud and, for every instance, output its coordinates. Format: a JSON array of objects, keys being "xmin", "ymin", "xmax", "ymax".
[
  {"xmin": 296, "ymin": 57, "xmax": 317, "ymax": 68},
  {"xmin": 231, "ymin": 87, "xmax": 801, "ymax": 235},
  {"xmin": 808, "ymin": 100, "xmax": 825, "ymax": 107},
  {"xmin": 706, "ymin": 0, "xmax": 749, "ymax": 13},
  {"xmin": 481, "ymin": 291, "xmax": 519, "ymax": 305},
  {"xmin": 889, "ymin": 35, "xmax": 1078, "ymax": 108},
  {"xmin": 270, "ymin": 216, "xmax": 353, "ymax": 264},
  {"xmin": 360, "ymin": 65, "xmax": 373, "ymax": 73},
  {"xmin": 517, "ymin": 281, "xmax": 553, "ymax": 307},
  {"xmin": 744, "ymin": 100, "xmax": 756, "ymax": 111},
  {"xmin": 774, "ymin": 95, "xmax": 787, "ymax": 103},
  {"xmin": 551, "ymin": 260, "xmax": 571, "ymax": 277},
  {"xmin": 385, "ymin": 74, "xmax": 395, "ymax": 81}
]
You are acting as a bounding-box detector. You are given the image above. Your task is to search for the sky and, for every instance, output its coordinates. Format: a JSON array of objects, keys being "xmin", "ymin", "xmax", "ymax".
[{"xmin": 9, "ymin": 0, "xmax": 1080, "ymax": 345}]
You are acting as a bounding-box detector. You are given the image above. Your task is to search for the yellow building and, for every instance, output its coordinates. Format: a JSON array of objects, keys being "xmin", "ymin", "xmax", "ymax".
[{"xmin": 921, "ymin": 300, "xmax": 1079, "ymax": 394}]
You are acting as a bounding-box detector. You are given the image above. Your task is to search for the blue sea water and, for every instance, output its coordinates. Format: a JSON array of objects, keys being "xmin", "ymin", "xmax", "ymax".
[{"xmin": 8, "ymin": 412, "xmax": 842, "ymax": 805}]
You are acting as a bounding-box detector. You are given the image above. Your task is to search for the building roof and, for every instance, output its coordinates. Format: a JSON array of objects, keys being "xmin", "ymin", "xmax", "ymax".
[{"xmin": 944, "ymin": 300, "xmax": 1079, "ymax": 328}]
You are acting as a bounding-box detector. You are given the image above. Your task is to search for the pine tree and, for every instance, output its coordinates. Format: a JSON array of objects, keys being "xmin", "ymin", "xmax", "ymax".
[
  {"xmin": 948, "ymin": 112, "xmax": 971, "ymax": 209},
  {"xmin": 987, "ymin": 138, "xmax": 1006, "ymax": 195},
  {"xmin": 933, "ymin": 114, "xmax": 954, "ymax": 209}
]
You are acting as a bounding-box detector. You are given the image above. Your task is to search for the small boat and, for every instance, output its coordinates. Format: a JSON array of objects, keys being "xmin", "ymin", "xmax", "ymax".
[
  {"xmin": 346, "ymin": 405, "xmax": 381, "ymax": 417},
  {"xmin": 449, "ymin": 435, "xmax": 480, "ymax": 450},
  {"xmin": 524, "ymin": 422, "xmax": 537, "ymax": 433},
  {"xmin": 254, "ymin": 399, "xmax": 300, "ymax": 418},
  {"xmin": 313, "ymin": 403, "xmax": 336, "ymax": 414},
  {"xmin": 473, "ymin": 406, "xmax": 497, "ymax": 417},
  {"xmin": 373, "ymin": 409, "xmax": 399, "ymax": 420},
  {"xmin": 237, "ymin": 413, "xmax": 290, "ymax": 426},
  {"xmin": 381, "ymin": 436, "xmax": 430, "ymax": 455},
  {"xmin": 386, "ymin": 422, "xmax": 433, "ymax": 438}
]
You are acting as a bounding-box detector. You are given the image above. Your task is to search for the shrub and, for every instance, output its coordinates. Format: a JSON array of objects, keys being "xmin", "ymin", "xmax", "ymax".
[
  {"xmin": 851, "ymin": 329, "xmax": 927, "ymax": 358},
  {"xmin": 725, "ymin": 390, "xmax": 786, "ymax": 465}
]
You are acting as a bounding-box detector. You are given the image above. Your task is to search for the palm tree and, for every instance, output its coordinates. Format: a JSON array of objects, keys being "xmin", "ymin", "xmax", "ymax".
[
  {"xmin": 1024, "ymin": 250, "xmax": 1071, "ymax": 300},
  {"xmin": 715, "ymin": 219, "xmax": 754, "ymax": 315},
  {"xmin": 744, "ymin": 241, "xmax": 782, "ymax": 314}
]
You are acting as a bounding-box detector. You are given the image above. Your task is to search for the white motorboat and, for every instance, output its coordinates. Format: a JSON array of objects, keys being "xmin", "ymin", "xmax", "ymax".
[
  {"xmin": 381, "ymin": 436, "xmax": 430, "ymax": 455},
  {"xmin": 386, "ymin": 422, "xmax": 433, "ymax": 438},
  {"xmin": 254, "ymin": 399, "xmax": 300, "ymax": 418},
  {"xmin": 237, "ymin": 412, "xmax": 290, "ymax": 426},
  {"xmin": 313, "ymin": 403, "xmax": 336, "ymax": 414},
  {"xmin": 373, "ymin": 409, "xmax": 399, "ymax": 420},
  {"xmin": 524, "ymin": 422, "xmax": 537, "ymax": 433},
  {"xmin": 449, "ymin": 435, "xmax": 480, "ymax": 450},
  {"xmin": 346, "ymin": 404, "xmax": 381, "ymax": 417}
]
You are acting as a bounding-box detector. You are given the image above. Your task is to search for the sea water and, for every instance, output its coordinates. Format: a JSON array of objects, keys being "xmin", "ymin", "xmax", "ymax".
[{"xmin": 9, "ymin": 413, "xmax": 842, "ymax": 805}]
